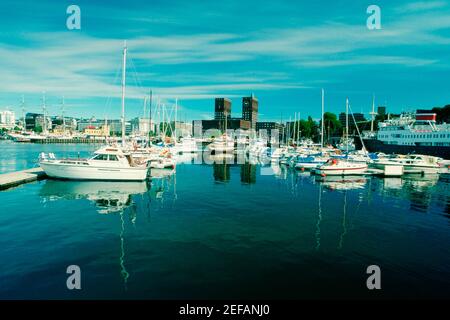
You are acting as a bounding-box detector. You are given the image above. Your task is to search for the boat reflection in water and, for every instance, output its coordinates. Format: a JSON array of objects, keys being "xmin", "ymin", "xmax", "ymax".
[
  {"xmin": 39, "ymin": 179, "xmax": 152, "ymax": 289},
  {"xmin": 39, "ymin": 175, "xmax": 177, "ymax": 289},
  {"xmin": 379, "ymin": 174, "xmax": 441, "ymax": 213},
  {"xmin": 39, "ymin": 180, "xmax": 149, "ymax": 214},
  {"xmin": 315, "ymin": 175, "xmax": 368, "ymax": 191}
]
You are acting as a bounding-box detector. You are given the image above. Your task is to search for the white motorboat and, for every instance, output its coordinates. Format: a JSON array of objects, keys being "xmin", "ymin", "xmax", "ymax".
[
  {"xmin": 130, "ymin": 146, "xmax": 176, "ymax": 170},
  {"xmin": 207, "ymin": 134, "xmax": 234, "ymax": 154},
  {"xmin": 294, "ymin": 155, "xmax": 328, "ymax": 170},
  {"xmin": 270, "ymin": 147, "xmax": 286, "ymax": 162},
  {"xmin": 172, "ymin": 136, "xmax": 201, "ymax": 153},
  {"xmin": 39, "ymin": 146, "xmax": 150, "ymax": 181},
  {"xmin": 391, "ymin": 154, "xmax": 442, "ymax": 174},
  {"xmin": 149, "ymin": 157, "xmax": 176, "ymax": 169},
  {"xmin": 315, "ymin": 158, "xmax": 368, "ymax": 176}
]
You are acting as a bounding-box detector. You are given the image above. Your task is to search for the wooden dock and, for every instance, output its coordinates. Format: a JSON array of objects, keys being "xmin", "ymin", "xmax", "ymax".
[{"xmin": 0, "ymin": 168, "xmax": 47, "ymax": 191}]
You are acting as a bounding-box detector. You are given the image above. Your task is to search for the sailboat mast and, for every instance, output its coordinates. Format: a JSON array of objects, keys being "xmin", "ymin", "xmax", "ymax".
[
  {"xmin": 62, "ymin": 96, "xmax": 66, "ymax": 134},
  {"xmin": 293, "ymin": 113, "xmax": 297, "ymax": 144},
  {"xmin": 321, "ymin": 89, "xmax": 324, "ymax": 147},
  {"xmin": 370, "ymin": 94, "xmax": 375, "ymax": 132},
  {"xmin": 149, "ymin": 89, "xmax": 152, "ymax": 137},
  {"xmin": 121, "ymin": 41, "xmax": 127, "ymax": 147},
  {"xmin": 142, "ymin": 95, "xmax": 147, "ymax": 137},
  {"xmin": 346, "ymin": 97, "xmax": 349, "ymax": 154},
  {"xmin": 175, "ymin": 98, "xmax": 178, "ymax": 141},
  {"xmin": 42, "ymin": 91, "xmax": 47, "ymax": 134},
  {"xmin": 21, "ymin": 95, "xmax": 25, "ymax": 131}
]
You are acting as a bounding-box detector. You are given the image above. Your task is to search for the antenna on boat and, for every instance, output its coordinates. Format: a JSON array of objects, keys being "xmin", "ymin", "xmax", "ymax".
[{"xmin": 121, "ymin": 40, "xmax": 127, "ymax": 147}]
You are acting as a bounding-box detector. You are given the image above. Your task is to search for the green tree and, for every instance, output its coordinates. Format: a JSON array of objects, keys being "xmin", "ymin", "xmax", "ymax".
[
  {"xmin": 432, "ymin": 105, "xmax": 450, "ymax": 123},
  {"xmin": 321, "ymin": 112, "xmax": 342, "ymax": 142}
]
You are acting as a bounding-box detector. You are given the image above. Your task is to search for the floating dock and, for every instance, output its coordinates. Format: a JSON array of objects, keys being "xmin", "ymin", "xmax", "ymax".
[{"xmin": 0, "ymin": 168, "xmax": 47, "ymax": 190}]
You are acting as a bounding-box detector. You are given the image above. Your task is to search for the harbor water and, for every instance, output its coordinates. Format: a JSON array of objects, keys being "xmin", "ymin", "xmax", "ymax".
[{"xmin": 0, "ymin": 141, "xmax": 449, "ymax": 299}]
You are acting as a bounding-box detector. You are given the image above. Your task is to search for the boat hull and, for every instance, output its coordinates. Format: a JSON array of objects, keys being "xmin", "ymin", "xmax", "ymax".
[
  {"xmin": 315, "ymin": 165, "xmax": 368, "ymax": 176},
  {"xmin": 356, "ymin": 138, "xmax": 450, "ymax": 160},
  {"xmin": 40, "ymin": 162, "xmax": 149, "ymax": 181}
]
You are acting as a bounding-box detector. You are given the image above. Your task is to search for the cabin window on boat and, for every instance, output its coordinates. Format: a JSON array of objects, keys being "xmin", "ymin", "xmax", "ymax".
[
  {"xmin": 109, "ymin": 155, "xmax": 119, "ymax": 161},
  {"xmin": 93, "ymin": 154, "xmax": 108, "ymax": 161}
]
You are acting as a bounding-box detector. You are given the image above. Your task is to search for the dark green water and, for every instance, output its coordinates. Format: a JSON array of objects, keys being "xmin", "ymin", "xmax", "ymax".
[{"xmin": 0, "ymin": 142, "xmax": 449, "ymax": 299}]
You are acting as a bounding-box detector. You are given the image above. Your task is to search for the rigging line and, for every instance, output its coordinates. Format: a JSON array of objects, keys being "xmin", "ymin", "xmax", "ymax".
[
  {"xmin": 129, "ymin": 56, "xmax": 144, "ymax": 89},
  {"xmin": 103, "ymin": 63, "xmax": 122, "ymax": 119},
  {"xmin": 129, "ymin": 57, "xmax": 146, "ymax": 104},
  {"xmin": 348, "ymin": 103, "xmax": 368, "ymax": 155}
]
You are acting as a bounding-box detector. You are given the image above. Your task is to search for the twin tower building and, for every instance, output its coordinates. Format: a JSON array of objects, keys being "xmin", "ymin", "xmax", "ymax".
[{"xmin": 194, "ymin": 95, "xmax": 259, "ymax": 134}]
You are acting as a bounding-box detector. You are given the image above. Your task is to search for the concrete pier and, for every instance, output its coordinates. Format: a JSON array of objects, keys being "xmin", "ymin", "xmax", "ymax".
[{"xmin": 0, "ymin": 168, "xmax": 47, "ymax": 190}]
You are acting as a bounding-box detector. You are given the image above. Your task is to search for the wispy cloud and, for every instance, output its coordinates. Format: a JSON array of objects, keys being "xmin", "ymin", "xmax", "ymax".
[
  {"xmin": 396, "ymin": 1, "xmax": 447, "ymax": 13},
  {"xmin": 1, "ymin": 0, "xmax": 449, "ymax": 119}
]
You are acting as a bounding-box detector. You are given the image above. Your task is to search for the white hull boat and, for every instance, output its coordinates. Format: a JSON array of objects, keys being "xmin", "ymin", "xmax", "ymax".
[
  {"xmin": 315, "ymin": 159, "xmax": 368, "ymax": 176},
  {"xmin": 39, "ymin": 146, "xmax": 150, "ymax": 181}
]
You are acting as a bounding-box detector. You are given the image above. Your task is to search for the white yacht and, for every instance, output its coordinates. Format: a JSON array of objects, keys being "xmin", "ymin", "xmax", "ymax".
[
  {"xmin": 392, "ymin": 154, "xmax": 441, "ymax": 174},
  {"xmin": 315, "ymin": 158, "xmax": 368, "ymax": 176},
  {"xmin": 207, "ymin": 134, "xmax": 234, "ymax": 154},
  {"xmin": 172, "ymin": 136, "xmax": 201, "ymax": 153},
  {"xmin": 316, "ymin": 98, "xmax": 368, "ymax": 176},
  {"xmin": 39, "ymin": 146, "xmax": 150, "ymax": 181}
]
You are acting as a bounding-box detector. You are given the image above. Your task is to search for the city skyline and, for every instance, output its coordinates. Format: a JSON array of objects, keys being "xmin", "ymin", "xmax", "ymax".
[{"xmin": 1, "ymin": 0, "xmax": 449, "ymax": 121}]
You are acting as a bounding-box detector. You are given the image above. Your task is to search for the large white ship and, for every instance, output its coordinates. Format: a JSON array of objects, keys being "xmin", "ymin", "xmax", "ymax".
[{"xmin": 356, "ymin": 110, "xmax": 450, "ymax": 159}]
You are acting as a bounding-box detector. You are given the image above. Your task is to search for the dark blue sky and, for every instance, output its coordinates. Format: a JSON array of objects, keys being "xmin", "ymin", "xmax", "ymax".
[{"xmin": 1, "ymin": 0, "xmax": 449, "ymax": 121}]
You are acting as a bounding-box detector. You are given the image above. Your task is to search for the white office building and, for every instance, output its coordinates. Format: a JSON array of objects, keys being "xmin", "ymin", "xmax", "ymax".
[{"xmin": 0, "ymin": 110, "xmax": 16, "ymax": 129}]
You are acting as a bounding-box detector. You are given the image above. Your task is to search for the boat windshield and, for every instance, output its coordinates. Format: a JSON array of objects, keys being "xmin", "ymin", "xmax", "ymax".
[{"xmin": 92, "ymin": 154, "xmax": 109, "ymax": 161}]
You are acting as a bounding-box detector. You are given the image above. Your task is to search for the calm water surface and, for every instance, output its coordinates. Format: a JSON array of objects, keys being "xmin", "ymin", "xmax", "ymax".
[{"xmin": 0, "ymin": 142, "xmax": 449, "ymax": 299}]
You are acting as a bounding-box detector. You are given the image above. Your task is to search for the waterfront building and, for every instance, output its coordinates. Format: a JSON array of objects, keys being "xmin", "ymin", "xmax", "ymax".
[
  {"xmin": 214, "ymin": 98, "xmax": 232, "ymax": 121},
  {"xmin": 25, "ymin": 112, "xmax": 52, "ymax": 132},
  {"xmin": 197, "ymin": 119, "xmax": 251, "ymax": 136},
  {"xmin": 77, "ymin": 118, "xmax": 104, "ymax": 132},
  {"xmin": 242, "ymin": 95, "xmax": 258, "ymax": 129},
  {"xmin": 0, "ymin": 110, "xmax": 16, "ymax": 129},
  {"xmin": 174, "ymin": 121, "xmax": 193, "ymax": 138},
  {"xmin": 83, "ymin": 125, "xmax": 110, "ymax": 137},
  {"xmin": 192, "ymin": 120, "xmax": 203, "ymax": 137},
  {"xmin": 339, "ymin": 112, "xmax": 366, "ymax": 134},
  {"xmin": 78, "ymin": 118, "xmax": 131, "ymax": 136},
  {"xmin": 256, "ymin": 121, "xmax": 284, "ymax": 140},
  {"xmin": 131, "ymin": 117, "xmax": 155, "ymax": 135}
]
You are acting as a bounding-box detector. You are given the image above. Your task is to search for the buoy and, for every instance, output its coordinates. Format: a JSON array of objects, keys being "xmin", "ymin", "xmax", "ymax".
[
  {"xmin": 321, "ymin": 173, "xmax": 326, "ymax": 177},
  {"xmin": 301, "ymin": 167, "xmax": 305, "ymax": 172}
]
